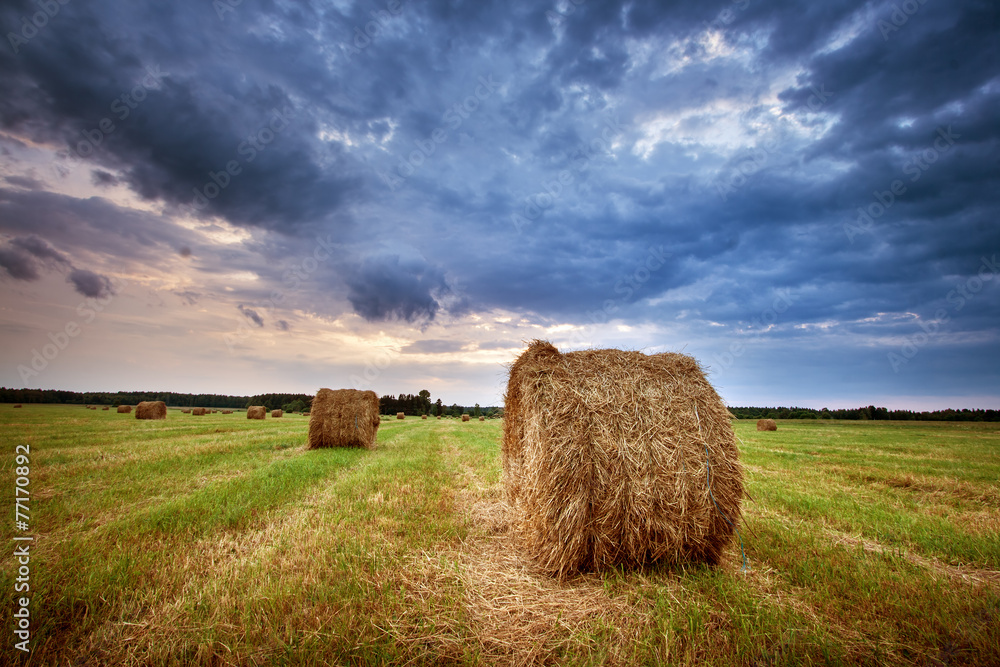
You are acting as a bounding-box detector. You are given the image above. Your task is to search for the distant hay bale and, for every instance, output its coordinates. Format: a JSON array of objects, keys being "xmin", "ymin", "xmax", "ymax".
[
  {"xmin": 192, "ymin": 407, "xmax": 206, "ymax": 416},
  {"xmin": 462, "ymin": 414, "xmax": 471, "ymax": 422},
  {"xmin": 117, "ymin": 405, "xmax": 132, "ymax": 414},
  {"xmin": 302, "ymin": 411, "xmax": 310, "ymax": 416},
  {"xmin": 421, "ymin": 414, "xmax": 428, "ymax": 420},
  {"xmin": 397, "ymin": 412, "xmax": 405, "ymax": 420},
  {"xmin": 221, "ymin": 410, "xmax": 233, "ymax": 414},
  {"xmin": 436, "ymin": 416, "xmax": 441, "ymax": 419},
  {"xmin": 757, "ymin": 419, "xmax": 777, "ymax": 431},
  {"xmin": 307, "ymin": 388, "xmax": 380, "ymax": 450},
  {"xmin": 478, "ymin": 416, "xmax": 485, "ymax": 421},
  {"xmin": 272, "ymin": 409, "xmax": 282, "ymax": 418},
  {"xmin": 13, "ymin": 404, "xmax": 22, "ymax": 408},
  {"xmin": 503, "ymin": 340, "xmax": 743, "ymax": 576},
  {"xmin": 247, "ymin": 406, "xmax": 266, "ymax": 420},
  {"xmin": 102, "ymin": 406, "xmax": 109, "ymax": 410},
  {"xmin": 181, "ymin": 409, "xmax": 191, "ymax": 414},
  {"xmin": 135, "ymin": 401, "xmax": 167, "ymax": 420}
]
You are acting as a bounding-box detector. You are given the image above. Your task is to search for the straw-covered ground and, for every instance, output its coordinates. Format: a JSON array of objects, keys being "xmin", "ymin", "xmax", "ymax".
[{"xmin": 1, "ymin": 406, "xmax": 998, "ymax": 665}]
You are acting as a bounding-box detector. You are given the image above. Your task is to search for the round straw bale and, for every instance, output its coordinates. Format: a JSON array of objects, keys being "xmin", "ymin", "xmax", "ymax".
[
  {"xmin": 421, "ymin": 414, "xmax": 428, "ymax": 420},
  {"xmin": 271, "ymin": 409, "xmax": 282, "ymax": 418},
  {"xmin": 307, "ymin": 388, "xmax": 380, "ymax": 450},
  {"xmin": 503, "ymin": 340, "xmax": 743, "ymax": 576},
  {"xmin": 221, "ymin": 410, "xmax": 233, "ymax": 414},
  {"xmin": 397, "ymin": 412, "xmax": 405, "ymax": 420},
  {"xmin": 756, "ymin": 419, "xmax": 777, "ymax": 431},
  {"xmin": 247, "ymin": 406, "xmax": 266, "ymax": 420},
  {"xmin": 478, "ymin": 416, "xmax": 485, "ymax": 421},
  {"xmin": 14, "ymin": 404, "xmax": 22, "ymax": 408},
  {"xmin": 461, "ymin": 414, "xmax": 471, "ymax": 422},
  {"xmin": 135, "ymin": 401, "xmax": 167, "ymax": 420},
  {"xmin": 192, "ymin": 407, "xmax": 206, "ymax": 416},
  {"xmin": 436, "ymin": 416, "xmax": 441, "ymax": 419},
  {"xmin": 102, "ymin": 406, "xmax": 109, "ymax": 410},
  {"xmin": 117, "ymin": 405, "xmax": 132, "ymax": 414},
  {"xmin": 302, "ymin": 411, "xmax": 310, "ymax": 416}
]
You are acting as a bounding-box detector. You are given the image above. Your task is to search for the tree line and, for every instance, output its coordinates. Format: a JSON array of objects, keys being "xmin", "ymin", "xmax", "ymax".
[
  {"xmin": 2, "ymin": 388, "xmax": 994, "ymax": 421},
  {"xmin": 730, "ymin": 405, "xmax": 1000, "ymax": 422}
]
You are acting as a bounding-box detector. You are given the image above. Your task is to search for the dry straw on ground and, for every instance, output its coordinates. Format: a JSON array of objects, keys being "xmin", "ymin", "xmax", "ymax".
[
  {"xmin": 397, "ymin": 412, "xmax": 406, "ymax": 420},
  {"xmin": 135, "ymin": 401, "xmax": 166, "ymax": 420},
  {"xmin": 246, "ymin": 406, "xmax": 266, "ymax": 420},
  {"xmin": 503, "ymin": 340, "xmax": 743, "ymax": 577},
  {"xmin": 757, "ymin": 419, "xmax": 777, "ymax": 431},
  {"xmin": 117, "ymin": 405, "xmax": 132, "ymax": 414},
  {"xmin": 462, "ymin": 414, "xmax": 471, "ymax": 422},
  {"xmin": 192, "ymin": 408, "xmax": 206, "ymax": 416},
  {"xmin": 271, "ymin": 409, "xmax": 282, "ymax": 418},
  {"xmin": 306, "ymin": 388, "xmax": 380, "ymax": 450}
]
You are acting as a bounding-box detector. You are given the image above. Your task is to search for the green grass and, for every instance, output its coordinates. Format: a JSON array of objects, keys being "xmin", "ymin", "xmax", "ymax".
[{"xmin": 1, "ymin": 407, "xmax": 998, "ymax": 665}]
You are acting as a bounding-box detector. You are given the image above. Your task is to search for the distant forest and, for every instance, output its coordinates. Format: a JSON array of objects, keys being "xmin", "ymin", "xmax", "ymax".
[{"xmin": 0, "ymin": 388, "xmax": 995, "ymax": 421}]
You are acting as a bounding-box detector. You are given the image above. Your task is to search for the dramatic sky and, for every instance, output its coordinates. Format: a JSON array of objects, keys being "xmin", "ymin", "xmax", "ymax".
[{"xmin": 1, "ymin": 0, "xmax": 997, "ymax": 409}]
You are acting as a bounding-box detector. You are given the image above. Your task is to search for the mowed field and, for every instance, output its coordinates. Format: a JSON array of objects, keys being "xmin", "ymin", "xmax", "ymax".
[{"xmin": 2, "ymin": 406, "xmax": 999, "ymax": 666}]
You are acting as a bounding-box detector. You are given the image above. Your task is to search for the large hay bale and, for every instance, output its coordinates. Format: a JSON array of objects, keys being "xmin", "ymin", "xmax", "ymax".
[
  {"xmin": 421, "ymin": 414, "xmax": 428, "ymax": 420},
  {"xmin": 397, "ymin": 412, "xmax": 405, "ymax": 420},
  {"xmin": 117, "ymin": 405, "xmax": 132, "ymax": 414},
  {"xmin": 135, "ymin": 401, "xmax": 167, "ymax": 420},
  {"xmin": 247, "ymin": 406, "xmax": 266, "ymax": 420},
  {"xmin": 478, "ymin": 416, "xmax": 485, "ymax": 421},
  {"xmin": 192, "ymin": 407, "xmax": 206, "ymax": 416},
  {"xmin": 461, "ymin": 414, "xmax": 471, "ymax": 422},
  {"xmin": 756, "ymin": 419, "xmax": 777, "ymax": 431},
  {"xmin": 307, "ymin": 388, "xmax": 380, "ymax": 450},
  {"xmin": 503, "ymin": 340, "xmax": 743, "ymax": 576},
  {"xmin": 272, "ymin": 409, "xmax": 282, "ymax": 418}
]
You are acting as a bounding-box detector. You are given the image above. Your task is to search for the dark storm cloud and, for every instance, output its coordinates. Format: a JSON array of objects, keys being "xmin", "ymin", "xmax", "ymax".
[
  {"xmin": 0, "ymin": 233, "xmax": 68, "ymax": 280},
  {"xmin": 0, "ymin": 0, "xmax": 997, "ymax": 388},
  {"xmin": 67, "ymin": 268, "xmax": 115, "ymax": 298},
  {"xmin": 345, "ymin": 254, "xmax": 450, "ymax": 323},
  {"xmin": 237, "ymin": 305, "xmax": 264, "ymax": 328}
]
